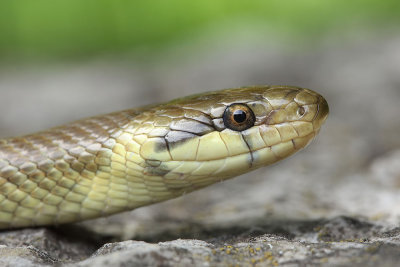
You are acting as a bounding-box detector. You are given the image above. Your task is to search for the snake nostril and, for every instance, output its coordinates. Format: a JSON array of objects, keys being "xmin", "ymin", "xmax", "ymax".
[{"xmin": 297, "ymin": 106, "xmax": 306, "ymax": 117}]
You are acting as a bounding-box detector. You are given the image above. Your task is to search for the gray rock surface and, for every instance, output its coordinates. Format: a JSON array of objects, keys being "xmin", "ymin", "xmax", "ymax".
[{"xmin": 0, "ymin": 34, "xmax": 400, "ymax": 266}]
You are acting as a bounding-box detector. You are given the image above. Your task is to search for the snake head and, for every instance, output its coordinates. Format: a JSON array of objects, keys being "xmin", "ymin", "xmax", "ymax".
[
  {"xmin": 131, "ymin": 86, "xmax": 328, "ymax": 193},
  {"xmin": 0, "ymin": 85, "xmax": 329, "ymax": 228}
]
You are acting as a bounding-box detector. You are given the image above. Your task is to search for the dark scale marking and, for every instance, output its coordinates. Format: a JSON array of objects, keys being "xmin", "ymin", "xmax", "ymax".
[
  {"xmin": 169, "ymin": 119, "xmax": 214, "ymax": 135},
  {"xmin": 157, "ymin": 130, "xmax": 198, "ymax": 154},
  {"xmin": 240, "ymin": 132, "xmax": 254, "ymax": 167},
  {"xmin": 146, "ymin": 160, "xmax": 161, "ymax": 167},
  {"xmin": 292, "ymin": 139, "xmax": 297, "ymax": 150},
  {"xmin": 152, "ymin": 138, "xmax": 170, "ymax": 155},
  {"xmin": 165, "ymin": 131, "xmax": 198, "ymax": 144},
  {"xmin": 144, "ymin": 166, "xmax": 170, "ymax": 177}
]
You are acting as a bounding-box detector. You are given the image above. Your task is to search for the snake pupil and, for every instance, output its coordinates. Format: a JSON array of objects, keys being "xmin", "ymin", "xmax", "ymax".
[{"xmin": 233, "ymin": 110, "xmax": 247, "ymax": 123}]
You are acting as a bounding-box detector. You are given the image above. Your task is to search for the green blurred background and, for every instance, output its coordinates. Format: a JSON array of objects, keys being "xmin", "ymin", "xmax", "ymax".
[{"xmin": 0, "ymin": 0, "xmax": 399, "ymax": 62}]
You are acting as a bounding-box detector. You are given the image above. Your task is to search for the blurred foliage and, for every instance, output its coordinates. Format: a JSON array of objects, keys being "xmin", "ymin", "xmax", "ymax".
[{"xmin": 0, "ymin": 0, "xmax": 399, "ymax": 61}]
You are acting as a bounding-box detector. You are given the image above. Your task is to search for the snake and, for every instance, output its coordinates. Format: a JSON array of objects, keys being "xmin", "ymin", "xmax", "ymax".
[{"xmin": 0, "ymin": 85, "xmax": 328, "ymax": 229}]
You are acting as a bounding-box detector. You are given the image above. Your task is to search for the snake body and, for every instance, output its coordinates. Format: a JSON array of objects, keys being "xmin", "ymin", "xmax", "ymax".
[{"xmin": 0, "ymin": 86, "xmax": 328, "ymax": 229}]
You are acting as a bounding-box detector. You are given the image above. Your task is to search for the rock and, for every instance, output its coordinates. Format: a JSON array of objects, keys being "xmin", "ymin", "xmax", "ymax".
[
  {"xmin": 75, "ymin": 240, "xmax": 212, "ymax": 267},
  {"xmin": 0, "ymin": 246, "xmax": 55, "ymax": 267},
  {"xmin": 0, "ymin": 216, "xmax": 399, "ymax": 266},
  {"xmin": 0, "ymin": 228, "xmax": 98, "ymax": 262}
]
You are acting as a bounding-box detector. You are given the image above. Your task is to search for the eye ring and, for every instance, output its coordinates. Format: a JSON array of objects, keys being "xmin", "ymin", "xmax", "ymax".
[{"xmin": 223, "ymin": 103, "xmax": 255, "ymax": 131}]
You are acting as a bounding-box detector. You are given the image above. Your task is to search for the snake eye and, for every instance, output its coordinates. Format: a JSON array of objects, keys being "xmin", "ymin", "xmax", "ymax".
[{"xmin": 223, "ymin": 103, "xmax": 255, "ymax": 131}]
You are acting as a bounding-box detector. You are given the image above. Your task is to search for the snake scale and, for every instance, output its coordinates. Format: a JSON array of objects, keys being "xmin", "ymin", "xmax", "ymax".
[{"xmin": 0, "ymin": 86, "xmax": 328, "ymax": 229}]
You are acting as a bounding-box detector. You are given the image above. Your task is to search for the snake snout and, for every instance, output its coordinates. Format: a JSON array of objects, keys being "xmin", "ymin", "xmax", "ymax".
[
  {"xmin": 313, "ymin": 96, "xmax": 329, "ymax": 129},
  {"xmin": 319, "ymin": 97, "xmax": 329, "ymax": 122}
]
